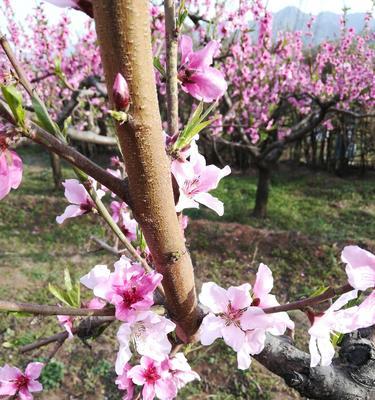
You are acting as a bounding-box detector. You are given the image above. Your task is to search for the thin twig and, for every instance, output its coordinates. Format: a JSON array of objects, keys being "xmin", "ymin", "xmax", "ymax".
[
  {"xmin": 0, "ymin": 300, "xmax": 115, "ymax": 317},
  {"xmin": 263, "ymin": 283, "xmax": 353, "ymax": 314}
]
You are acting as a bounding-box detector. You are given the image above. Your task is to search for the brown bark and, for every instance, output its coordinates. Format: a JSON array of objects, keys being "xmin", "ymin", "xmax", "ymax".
[
  {"xmin": 92, "ymin": 0, "xmax": 199, "ymax": 340},
  {"xmin": 50, "ymin": 152, "xmax": 62, "ymax": 189},
  {"xmin": 253, "ymin": 166, "xmax": 271, "ymax": 218}
]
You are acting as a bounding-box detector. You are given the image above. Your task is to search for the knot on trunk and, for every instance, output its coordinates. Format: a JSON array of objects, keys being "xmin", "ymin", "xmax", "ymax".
[{"xmin": 339, "ymin": 327, "xmax": 375, "ymax": 389}]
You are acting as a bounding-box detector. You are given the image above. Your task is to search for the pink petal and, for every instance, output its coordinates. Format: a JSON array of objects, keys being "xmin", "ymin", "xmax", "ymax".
[
  {"xmin": 142, "ymin": 383, "xmax": 156, "ymax": 400},
  {"xmin": 155, "ymin": 377, "xmax": 178, "ymax": 400},
  {"xmin": 0, "ymin": 381, "xmax": 17, "ymax": 396},
  {"xmin": 189, "ymin": 40, "xmax": 220, "ymax": 70},
  {"xmin": 27, "ymin": 380, "xmax": 43, "ymax": 393},
  {"xmin": 244, "ymin": 329, "xmax": 267, "ymax": 355},
  {"xmin": 56, "ymin": 204, "xmax": 85, "ymax": 224},
  {"xmin": 0, "ymin": 153, "xmax": 11, "ymax": 200},
  {"xmin": 175, "ymin": 192, "xmax": 200, "ymax": 212},
  {"xmin": 18, "ymin": 387, "xmax": 33, "ymax": 400},
  {"xmin": 309, "ymin": 337, "xmax": 321, "ymax": 368},
  {"xmin": 0, "ymin": 364, "xmax": 21, "ymax": 380},
  {"xmin": 8, "ymin": 150, "xmax": 23, "ymax": 189},
  {"xmin": 199, "ymin": 313, "xmax": 226, "ymax": 345},
  {"xmin": 237, "ymin": 347, "xmax": 252, "ymax": 370},
  {"xmin": 317, "ymin": 337, "xmax": 335, "ymax": 366},
  {"xmin": 127, "ymin": 365, "xmax": 146, "ymax": 385},
  {"xmin": 80, "ymin": 264, "xmax": 110, "ymax": 290},
  {"xmin": 341, "ymin": 245, "xmax": 375, "ymax": 268},
  {"xmin": 183, "ymin": 68, "xmax": 227, "ymax": 102},
  {"xmin": 253, "ymin": 263, "xmax": 274, "ymax": 300},
  {"xmin": 44, "ymin": 0, "xmax": 78, "ymax": 7},
  {"xmin": 62, "ymin": 179, "xmax": 88, "ymax": 204},
  {"xmin": 221, "ymin": 324, "xmax": 245, "ymax": 351},
  {"xmin": 199, "ymin": 282, "xmax": 229, "ymax": 313},
  {"xmin": 193, "ymin": 192, "xmax": 224, "ymax": 216},
  {"xmin": 25, "ymin": 362, "xmax": 44, "ymax": 380},
  {"xmin": 227, "ymin": 284, "xmax": 252, "ymax": 309},
  {"xmin": 180, "ymin": 35, "xmax": 193, "ymax": 66},
  {"xmin": 240, "ymin": 307, "xmax": 272, "ymax": 330}
]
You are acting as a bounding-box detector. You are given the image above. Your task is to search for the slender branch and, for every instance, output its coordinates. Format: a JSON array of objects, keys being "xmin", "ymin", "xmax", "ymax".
[
  {"xmin": 67, "ymin": 128, "xmax": 117, "ymax": 146},
  {"xmin": 263, "ymin": 283, "xmax": 353, "ymax": 314},
  {"xmin": 0, "ymin": 300, "xmax": 115, "ymax": 316},
  {"xmin": 20, "ymin": 316, "xmax": 114, "ymax": 353},
  {"xmin": 0, "ymin": 30, "xmax": 34, "ymax": 97},
  {"xmin": 164, "ymin": 0, "xmax": 179, "ymax": 136},
  {"xmin": 331, "ymin": 108, "xmax": 375, "ymax": 119},
  {"xmin": 13, "ymin": 119, "xmax": 131, "ymax": 202},
  {"xmin": 91, "ymin": 236, "xmax": 123, "ymax": 256}
]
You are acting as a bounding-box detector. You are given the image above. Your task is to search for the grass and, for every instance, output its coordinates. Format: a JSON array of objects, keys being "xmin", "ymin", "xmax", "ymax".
[
  {"xmin": 0, "ymin": 145, "xmax": 374, "ymax": 399},
  {"xmin": 186, "ymin": 170, "xmax": 375, "ymax": 243}
]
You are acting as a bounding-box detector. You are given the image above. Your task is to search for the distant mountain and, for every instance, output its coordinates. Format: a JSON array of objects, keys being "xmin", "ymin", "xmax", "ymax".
[{"xmin": 271, "ymin": 6, "xmax": 374, "ymax": 45}]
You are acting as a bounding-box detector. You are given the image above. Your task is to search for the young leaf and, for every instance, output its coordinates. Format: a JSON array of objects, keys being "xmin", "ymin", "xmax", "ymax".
[
  {"xmin": 31, "ymin": 96, "xmax": 61, "ymax": 138},
  {"xmin": 153, "ymin": 57, "xmax": 166, "ymax": 77},
  {"xmin": 48, "ymin": 283, "xmax": 73, "ymax": 307},
  {"xmin": 1, "ymin": 85, "xmax": 25, "ymax": 127}
]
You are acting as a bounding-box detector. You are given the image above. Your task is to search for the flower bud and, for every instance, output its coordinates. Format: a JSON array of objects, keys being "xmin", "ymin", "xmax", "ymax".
[{"xmin": 113, "ymin": 73, "xmax": 130, "ymax": 111}]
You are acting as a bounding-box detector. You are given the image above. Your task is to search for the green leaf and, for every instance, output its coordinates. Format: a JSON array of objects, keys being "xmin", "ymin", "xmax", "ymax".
[
  {"xmin": 48, "ymin": 283, "xmax": 73, "ymax": 307},
  {"xmin": 153, "ymin": 57, "xmax": 166, "ymax": 77},
  {"xmin": 310, "ymin": 286, "xmax": 329, "ymax": 298},
  {"xmin": 1, "ymin": 85, "xmax": 25, "ymax": 127},
  {"xmin": 174, "ymin": 102, "xmax": 217, "ymax": 150},
  {"xmin": 62, "ymin": 116, "xmax": 72, "ymax": 138},
  {"xmin": 31, "ymin": 96, "xmax": 61, "ymax": 137},
  {"xmin": 136, "ymin": 227, "xmax": 147, "ymax": 252},
  {"xmin": 331, "ymin": 331, "xmax": 344, "ymax": 346},
  {"xmin": 177, "ymin": 9, "xmax": 188, "ymax": 29},
  {"xmin": 64, "ymin": 269, "xmax": 73, "ymax": 292}
]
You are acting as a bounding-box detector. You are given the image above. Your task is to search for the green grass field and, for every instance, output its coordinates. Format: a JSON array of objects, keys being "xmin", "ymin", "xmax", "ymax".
[{"xmin": 0, "ymin": 145, "xmax": 374, "ymax": 399}]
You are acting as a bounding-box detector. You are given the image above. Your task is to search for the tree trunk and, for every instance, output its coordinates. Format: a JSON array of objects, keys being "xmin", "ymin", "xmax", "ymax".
[
  {"xmin": 50, "ymin": 153, "xmax": 62, "ymax": 189},
  {"xmin": 253, "ymin": 166, "xmax": 271, "ymax": 218},
  {"xmin": 92, "ymin": 0, "xmax": 200, "ymax": 340}
]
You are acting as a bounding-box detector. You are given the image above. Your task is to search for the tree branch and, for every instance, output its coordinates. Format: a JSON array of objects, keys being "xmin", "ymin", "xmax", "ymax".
[
  {"xmin": 263, "ymin": 283, "xmax": 353, "ymax": 314},
  {"xmin": 20, "ymin": 316, "xmax": 114, "ymax": 353},
  {"xmin": 0, "ymin": 300, "xmax": 115, "ymax": 316},
  {"xmin": 92, "ymin": 0, "xmax": 200, "ymax": 340},
  {"xmin": 254, "ymin": 330, "xmax": 375, "ymax": 400}
]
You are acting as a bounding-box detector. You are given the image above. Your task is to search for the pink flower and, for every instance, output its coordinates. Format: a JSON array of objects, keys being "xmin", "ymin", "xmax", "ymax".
[
  {"xmin": 0, "ymin": 362, "xmax": 44, "ymax": 399},
  {"xmin": 128, "ymin": 357, "xmax": 177, "ymax": 400},
  {"xmin": 56, "ymin": 179, "xmax": 104, "ymax": 224},
  {"xmin": 80, "ymin": 264, "xmax": 111, "ymax": 290},
  {"xmin": 308, "ymin": 290, "xmax": 358, "ymax": 367},
  {"xmin": 341, "ymin": 245, "xmax": 375, "ymax": 291},
  {"xmin": 199, "ymin": 263, "xmax": 294, "ymax": 369},
  {"xmin": 113, "ymin": 73, "xmax": 130, "ymax": 111},
  {"xmin": 199, "ymin": 282, "xmax": 252, "ymax": 352},
  {"xmin": 57, "ymin": 315, "xmax": 74, "ymax": 339},
  {"xmin": 173, "ymin": 144, "xmax": 230, "ymax": 216},
  {"xmin": 116, "ymin": 364, "xmax": 135, "ymax": 400},
  {"xmin": 110, "ymin": 201, "xmax": 138, "ymax": 241},
  {"xmin": 178, "ymin": 35, "xmax": 227, "ymax": 102},
  {"xmin": 44, "ymin": 0, "xmax": 93, "ymax": 18},
  {"xmin": 0, "ymin": 142, "xmax": 23, "ymax": 200},
  {"xmin": 168, "ymin": 353, "xmax": 200, "ymax": 390},
  {"xmin": 82, "ymin": 257, "xmax": 162, "ymax": 322},
  {"xmin": 115, "ymin": 311, "xmax": 175, "ymax": 375},
  {"xmin": 352, "ymin": 291, "xmax": 375, "ymax": 330}
]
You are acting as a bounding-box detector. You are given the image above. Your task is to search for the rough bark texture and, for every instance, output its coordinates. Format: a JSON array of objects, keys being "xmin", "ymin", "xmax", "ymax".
[
  {"xmin": 255, "ymin": 329, "xmax": 375, "ymax": 400},
  {"xmin": 92, "ymin": 0, "xmax": 199, "ymax": 339},
  {"xmin": 253, "ymin": 166, "xmax": 271, "ymax": 218}
]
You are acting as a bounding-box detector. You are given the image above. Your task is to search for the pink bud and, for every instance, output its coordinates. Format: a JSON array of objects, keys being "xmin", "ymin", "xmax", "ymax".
[{"xmin": 113, "ymin": 73, "xmax": 130, "ymax": 111}]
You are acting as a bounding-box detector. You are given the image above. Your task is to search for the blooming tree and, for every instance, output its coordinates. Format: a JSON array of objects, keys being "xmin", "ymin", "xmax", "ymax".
[{"xmin": 0, "ymin": 1, "xmax": 374, "ymax": 399}]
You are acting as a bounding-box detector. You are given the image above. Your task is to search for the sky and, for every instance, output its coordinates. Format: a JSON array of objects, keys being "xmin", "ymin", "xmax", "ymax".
[{"xmin": 2, "ymin": 0, "xmax": 374, "ymax": 28}]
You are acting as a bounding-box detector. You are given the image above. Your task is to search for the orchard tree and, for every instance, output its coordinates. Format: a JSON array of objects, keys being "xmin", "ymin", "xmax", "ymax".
[{"xmin": 0, "ymin": 1, "xmax": 375, "ymax": 400}]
